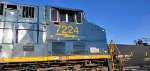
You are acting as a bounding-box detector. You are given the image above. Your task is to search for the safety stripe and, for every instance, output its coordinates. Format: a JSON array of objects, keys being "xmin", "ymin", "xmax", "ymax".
[{"xmin": 0, "ymin": 55, "xmax": 110, "ymax": 63}]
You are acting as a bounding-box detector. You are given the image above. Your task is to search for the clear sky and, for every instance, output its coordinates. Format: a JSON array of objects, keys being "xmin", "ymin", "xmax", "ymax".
[{"xmin": 2, "ymin": 0, "xmax": 150, "ymax": 44}]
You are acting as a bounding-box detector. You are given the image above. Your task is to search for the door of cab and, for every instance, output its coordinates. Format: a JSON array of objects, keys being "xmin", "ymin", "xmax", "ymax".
[
  {"xmin": 4, "ymin": 4, "xmax": 18, "ymax": 43},
  {"xmin": 3, "ymin": 4, "xmax": 18, "ymax": 58}
]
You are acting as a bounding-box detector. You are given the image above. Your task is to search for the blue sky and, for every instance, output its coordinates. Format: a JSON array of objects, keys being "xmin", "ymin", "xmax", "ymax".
[{"xmin": 2, "ymin": 0, "xmax": 150, "ymax": 44}]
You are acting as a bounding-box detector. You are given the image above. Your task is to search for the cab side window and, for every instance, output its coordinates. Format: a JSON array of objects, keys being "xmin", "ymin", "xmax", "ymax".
[
  {"xmin": 60, "ymin": 11, "xmax": 66, "ymax": 22},
  {"xmin": 22, "ymin": 6, "xmax": 35, "ymax": 18},
  {"xmin": 51, "ymin": 9, "xmax": 58, "ymax": 22},
  {"xmin": 50, "ymin": 8, "xmax": 83, "ymax": 24},
  {"xmin": 76, "ymin": 13, "xmax": 82, "ymax": 23},
  {"xmin": 68, "ymin": 13, "xmax": 75, "ymax": 23},
  {"xmin": 0, "ymin": 3, "xmax": 4, "ymax": 15},
  {"xmin": 7, "ymin": 4, "xmax": 17, "ymax": 10}
]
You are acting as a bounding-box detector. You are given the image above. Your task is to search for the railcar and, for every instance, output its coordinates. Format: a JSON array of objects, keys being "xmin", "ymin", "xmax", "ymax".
[{"xmin": 116, "ymin": 43, "xmax": 150, "ymax": 66}]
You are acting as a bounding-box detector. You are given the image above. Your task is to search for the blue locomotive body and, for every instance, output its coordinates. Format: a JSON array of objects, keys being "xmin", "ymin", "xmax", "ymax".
[{"xmin": 0, "ymin": 2, "xmax": 108, "ymax": 58}]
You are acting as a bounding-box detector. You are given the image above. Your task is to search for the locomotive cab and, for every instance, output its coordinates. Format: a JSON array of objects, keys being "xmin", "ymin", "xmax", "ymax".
[
  {"xmin": 49, "ymin": 7, "xmax": 83, "ymax": 24},
  {"xmin": 46, "ymin": 6, "xmax": 108, "ymax": 55}
]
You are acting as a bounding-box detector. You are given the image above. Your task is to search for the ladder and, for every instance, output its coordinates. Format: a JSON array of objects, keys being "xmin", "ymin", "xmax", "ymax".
[{"xmin": 108, "ymin": 40, "xmax": 124, "ymax": 71}]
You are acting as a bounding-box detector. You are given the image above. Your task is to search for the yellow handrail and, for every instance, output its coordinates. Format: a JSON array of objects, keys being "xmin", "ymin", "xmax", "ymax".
[{"xmin": 109, "ymin": 40, "xmax": 124, "ymax": 71}]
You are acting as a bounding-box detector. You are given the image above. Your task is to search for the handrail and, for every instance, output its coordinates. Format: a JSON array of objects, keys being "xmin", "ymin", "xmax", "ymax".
[
  {"xmin": 114, "ymin": 43, "xmax": 124, "ymax": 70},
  {"xmin": 109, "ymin": 40, "xmax": 124, "ymax": 71}
]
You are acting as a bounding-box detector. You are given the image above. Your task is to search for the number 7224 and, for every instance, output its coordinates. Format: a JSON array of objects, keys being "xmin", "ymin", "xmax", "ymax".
[{"xmin": 55, "ymin": 25, "xmax": 79, "ymax": 34}]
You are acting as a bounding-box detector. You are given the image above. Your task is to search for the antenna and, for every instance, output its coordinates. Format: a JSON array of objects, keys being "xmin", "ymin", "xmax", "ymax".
[{"xmin": 142, "ymin": 38, "xmax": 149, "ymax": 43}]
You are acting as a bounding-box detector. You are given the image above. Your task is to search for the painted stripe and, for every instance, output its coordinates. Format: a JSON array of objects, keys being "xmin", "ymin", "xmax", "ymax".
[{"xmin": 0, "ymin": 55, "xmax": 110, "ymax": 63}]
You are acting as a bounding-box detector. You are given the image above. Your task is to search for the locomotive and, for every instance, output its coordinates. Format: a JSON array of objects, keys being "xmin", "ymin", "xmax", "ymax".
[
  {"xmin": 0, "ymin": 2, "xmax": 108, "ymax": 62},
  {"xmin": 1, "ymin": 1, "xmax": 149, "ymax": 71}
]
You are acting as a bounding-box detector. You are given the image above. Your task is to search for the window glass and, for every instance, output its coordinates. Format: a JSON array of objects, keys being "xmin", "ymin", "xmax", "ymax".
[
  {"xmin": 60, "ymin": 12, "xmax": 66, "ymax": 22},
  {"xmin": 31, "ymin": 7, "xmax": 34, "ymax": 18},
  {"xmin": 76, "ymin": 13, "xmax": 82, "ymax": 23},
  {"xmin": 29, "ymin": 7, "xmax": 32, "ymax": 18},
  {"xmin": 7, "ymin": 4, "xmax": 17, "ymax": 10},
  {"xmin": 68, "ymin": 13, "xmax": 75, "ymax": 22},
  {"xmin": 51, "ymin": 9, "xmax": 58, "ymax": 21},
  {"xmin": 22, "ymin": 6, "xmax": 35, "ymax": 18},
  {"xmin": 0, "ymin": 46, "xmax": 2, "ymax": 52},
  {"xmin": 0, "ymin": 3, "xmax": 4, "ymax": 15}
]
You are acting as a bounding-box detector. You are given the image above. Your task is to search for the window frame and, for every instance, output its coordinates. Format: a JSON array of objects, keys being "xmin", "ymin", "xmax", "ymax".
[
  {"xmin": 50, "ymin": 8, "xmax": 83, "ymax": 24},
  {"xmin": 59, "ymin": 13, "xmax": 76, "ymax": 23},
  {"xmin": 59, "ymin": 12, "xmax": 67, "ymax": 22},
  {"xmin": 22, "ymin": 6, "xmax": 35, "ymax": 19},
  {"xmin": 67, "ymin": 13, "xmax": 76, "ymax": 23},
  {"xmin": 75, "ymin": 12, "xmax": 83, "ymax": 24},
  {"xmin": 50, "ymin": 9, "xmax": 59, "ymax": 22},
  {"xmin": 66, "ymin": 14, "xmax": 68, "ymax": 22}
]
